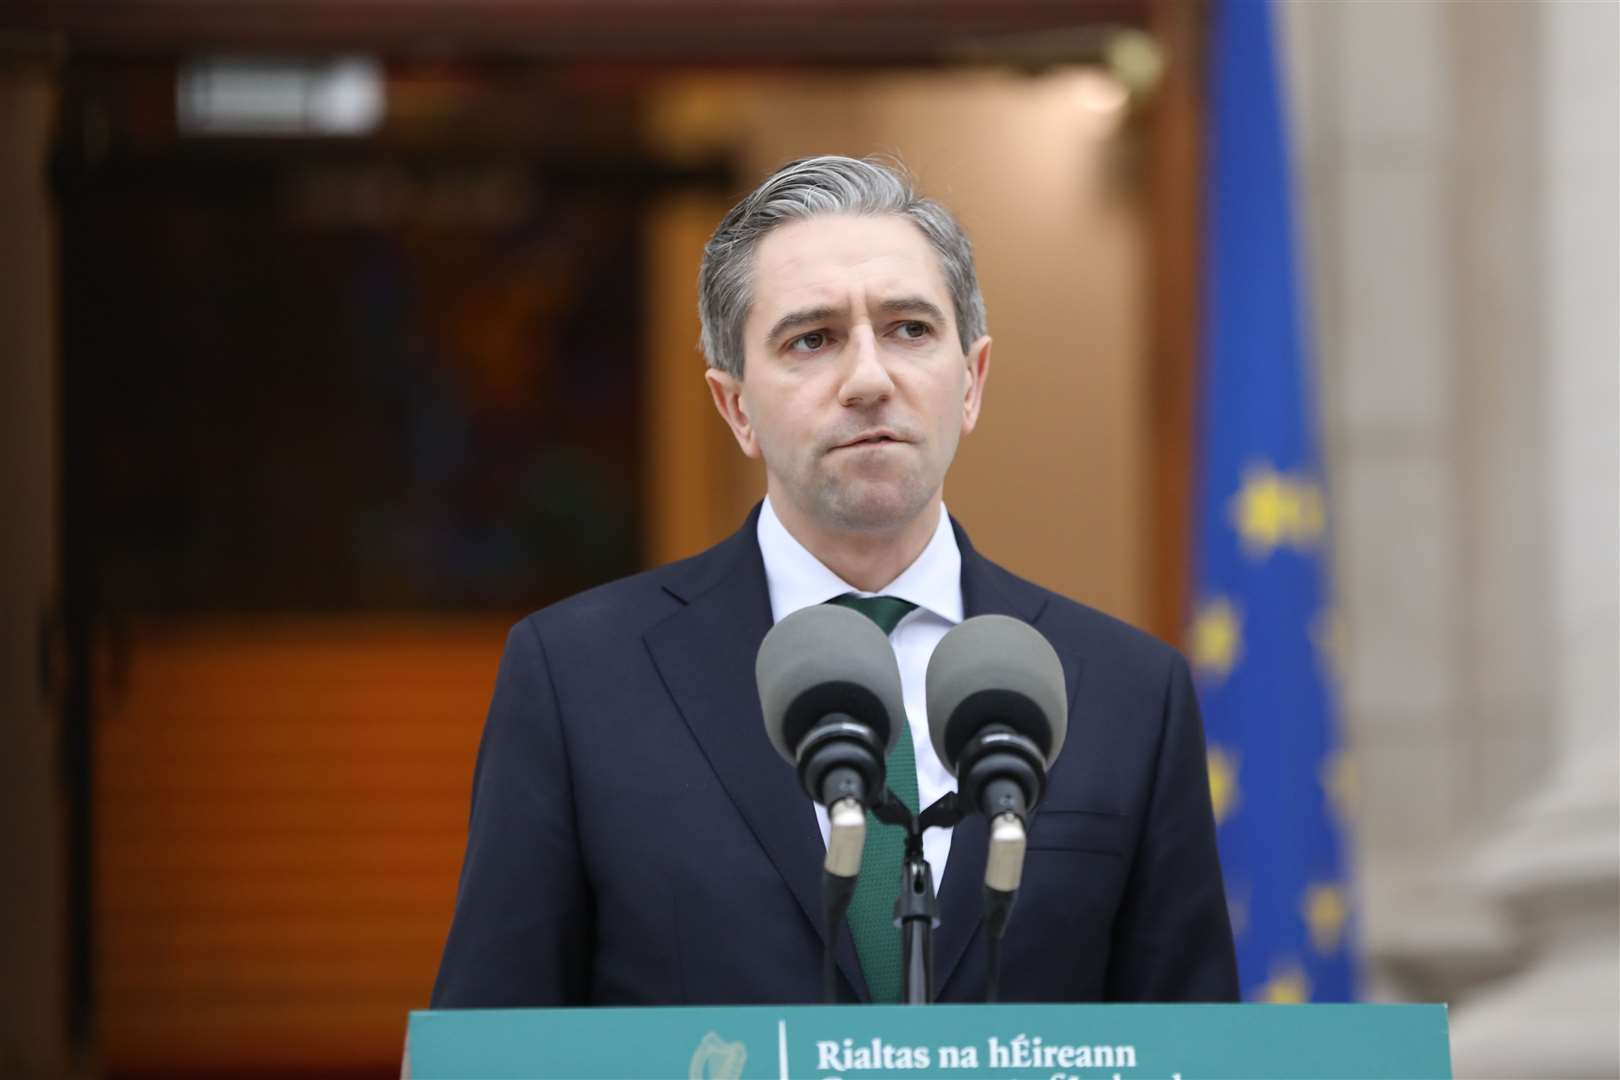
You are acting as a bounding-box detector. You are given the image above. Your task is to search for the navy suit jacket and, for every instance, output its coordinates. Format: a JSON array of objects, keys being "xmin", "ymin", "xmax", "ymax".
[{"xmin": 431, "ymin": 508, "xmax": 1238, "ymax": 1006}]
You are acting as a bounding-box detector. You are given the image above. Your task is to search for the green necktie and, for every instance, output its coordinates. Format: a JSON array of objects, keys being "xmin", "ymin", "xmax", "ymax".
[{"xmin": 827, "ymin": 593, "xmax": 917, "ymax": 1003}]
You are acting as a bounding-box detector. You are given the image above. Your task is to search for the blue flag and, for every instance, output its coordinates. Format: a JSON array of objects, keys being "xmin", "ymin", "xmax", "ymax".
[{"xmin": 1192, "ymin": 0, "xmax": 1357, "ymax": 1002}]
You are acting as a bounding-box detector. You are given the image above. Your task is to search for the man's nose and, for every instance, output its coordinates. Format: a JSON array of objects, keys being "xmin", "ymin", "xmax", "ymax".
[{"xmin": 837, "ymin": 325, "xmax": 894, "ymax": 406}]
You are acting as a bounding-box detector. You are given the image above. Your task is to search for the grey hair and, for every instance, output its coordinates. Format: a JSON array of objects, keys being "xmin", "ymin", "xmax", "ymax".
[{"xmin": 697, "ymin": 155, "xmax": 988, "ymax": 378}]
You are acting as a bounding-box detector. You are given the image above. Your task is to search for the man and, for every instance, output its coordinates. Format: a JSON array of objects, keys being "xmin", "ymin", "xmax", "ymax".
[{"xmin": 431, "ymin": 155, "xmax": 1238, "ymax": 1006}]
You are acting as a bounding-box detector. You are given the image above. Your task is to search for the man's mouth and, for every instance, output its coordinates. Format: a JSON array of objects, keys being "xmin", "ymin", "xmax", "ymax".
[{"xmin": 836, "ymin": 430, "xmax": 903, "ymax": 449}]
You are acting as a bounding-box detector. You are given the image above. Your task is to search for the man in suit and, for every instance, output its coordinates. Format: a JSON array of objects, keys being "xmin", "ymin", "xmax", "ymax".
[{"xmin": 432, "ymin": 155, "xmax": 1238, "ymax": 1006}]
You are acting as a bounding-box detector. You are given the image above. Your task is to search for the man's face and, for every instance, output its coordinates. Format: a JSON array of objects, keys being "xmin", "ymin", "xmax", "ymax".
[{"xmin": 706, "ymin": 213, "xmax": 990, "ymax": 536}]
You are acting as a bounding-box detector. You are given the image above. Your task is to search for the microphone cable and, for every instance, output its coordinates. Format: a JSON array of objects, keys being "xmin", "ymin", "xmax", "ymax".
[
  {"xmin": 983, "ymin": 885, "xmax": 1016, "ymax": 1003},
  {"xmin": 982, "ymin": 809, "xmax": 1026, "ymax": 1003},
  {"xmin": 820, "ymin": 795, "xmax": 866, "ymax": 1003},
  {"xmin": 822, "ymin": 873, "xmax": 858, "ymax": 1003}
]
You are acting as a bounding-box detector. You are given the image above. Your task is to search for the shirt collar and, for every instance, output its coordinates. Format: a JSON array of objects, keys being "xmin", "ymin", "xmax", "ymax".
[{"xmin": 757, "ymin": 494, "xmax": 964, "ymax": 626}]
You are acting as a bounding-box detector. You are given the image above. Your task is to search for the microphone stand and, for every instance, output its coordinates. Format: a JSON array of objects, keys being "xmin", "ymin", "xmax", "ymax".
[{"xmin": 871, "ymin": 792, "xmax": 964, "ymax": 1004}]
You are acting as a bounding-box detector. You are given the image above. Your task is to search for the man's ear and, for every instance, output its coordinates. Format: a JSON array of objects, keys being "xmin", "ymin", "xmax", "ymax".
[
  {"xmin": 705, "ymin": 367, "xmax": 761, "ymax": 458},
  {"xmin": 960, "ymin": 335, "xmax": 991, "ymax": 436}
]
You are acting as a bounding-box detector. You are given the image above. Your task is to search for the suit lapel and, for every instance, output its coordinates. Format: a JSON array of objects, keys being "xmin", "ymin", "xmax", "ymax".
[
  {"xmin": 933, "ymin": 520, "xmax": 1084, "ymax": 997},
  {"xmin": 642, "ymin": 511, "xmax": 872, "ymax": 1001}
]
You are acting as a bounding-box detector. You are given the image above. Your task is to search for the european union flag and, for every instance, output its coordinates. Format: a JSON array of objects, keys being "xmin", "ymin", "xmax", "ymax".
[{"xmin": 1192, "ymin": 0, "xmax": 1357, "ymax": 1002}]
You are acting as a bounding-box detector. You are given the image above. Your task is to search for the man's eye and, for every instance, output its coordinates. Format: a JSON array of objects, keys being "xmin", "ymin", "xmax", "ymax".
[
  {"xmin": 896, "ymin": 321, "xmax": 933, "ymax": 340},
  {"xmin": 789, "ymin": 331, "xmax": 828, "ymax": 352}
]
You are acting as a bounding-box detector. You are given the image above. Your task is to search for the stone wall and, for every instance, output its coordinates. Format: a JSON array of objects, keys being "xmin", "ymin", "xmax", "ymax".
[{"xmin": 1278, "ymin": 0, "xmax": 1618, "ymax": 1073}]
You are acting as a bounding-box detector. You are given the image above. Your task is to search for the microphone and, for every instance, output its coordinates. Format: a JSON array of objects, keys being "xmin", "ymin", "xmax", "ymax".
[
  {"xmin": 757, "ymin": 604, "xmax": 908, "ymax": 1002},
  {"xmin": 925, "ymin": 614, "xmax": 1067, "ymax": 999},
  {"xmin": 757, "ymin": 603, "xmax": 906, "ymax": 817}
]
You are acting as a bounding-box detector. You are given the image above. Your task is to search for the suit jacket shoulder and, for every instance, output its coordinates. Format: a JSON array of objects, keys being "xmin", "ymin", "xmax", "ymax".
[
  {"xmin": 969, "ymin": 548, "xmax": 1183, "ymax": 671},
  {"xmin": 954, "ymin": 521, "xmax": 1190, "ymax": 710},
  {"xmin": 518, "ymin": 512, "xmax": 761, "ymax": 648}
]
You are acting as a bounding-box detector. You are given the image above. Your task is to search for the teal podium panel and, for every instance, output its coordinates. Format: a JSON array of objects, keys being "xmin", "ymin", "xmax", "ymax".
[{"xmin": 405, "ymin": 1002, "xmax": 1450, "ymax": 1079}]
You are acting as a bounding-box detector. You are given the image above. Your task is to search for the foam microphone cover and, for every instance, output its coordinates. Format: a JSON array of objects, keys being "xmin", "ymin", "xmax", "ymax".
[
  {"xmin": 756, "ymin": 604, "xmax": 906, "ymax": 765},
  {"xmin": 926, "ymin": 615, "xmax": 1068, "ymax": 773}
]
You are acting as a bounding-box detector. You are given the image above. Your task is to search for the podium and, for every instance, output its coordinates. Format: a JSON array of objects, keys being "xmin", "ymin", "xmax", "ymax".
[{"xmin": 404, "ymin": 1002, "xmax": 1451, "ymax": 1078}]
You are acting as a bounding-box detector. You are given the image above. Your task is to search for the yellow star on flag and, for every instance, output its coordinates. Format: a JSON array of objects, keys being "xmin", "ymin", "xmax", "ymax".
[
  {"xmin": 1206, "ymin": 744, "xmax": 1239, "ymax": 826},
  {"xmin": 1227, "ymin": 461, "xmax": 1325, "ymax": 558},
  {"xmin": 1257, "ymin": 962, "xmax": 1311, "ymax": 1004},
  {"xmin": 1302, "ymin": 882, "xmax": 1351, "ymax": 955},
  {"xmin": 1190, "ymin": 597, "xmax": 1243, "ymax": 683}
]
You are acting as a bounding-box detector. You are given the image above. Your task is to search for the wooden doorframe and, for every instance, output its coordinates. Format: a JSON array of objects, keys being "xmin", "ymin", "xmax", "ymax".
[
  {"xmin": 0, "ymin": 51, "xmax": 69, "ymax": 1079},
  {"xmin": 1145, "ymin": 0, "xmax": 1206, "ymax": 647},
  {"xmin": 10, "ymin": 2, "xmax": 1149, "ymax": 57}
]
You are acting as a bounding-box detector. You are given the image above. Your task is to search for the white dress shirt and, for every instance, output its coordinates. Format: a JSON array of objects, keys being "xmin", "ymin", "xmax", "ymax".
[{"xmin": 757, "ymin": 494, "xmax": 963, "ymax": 881}]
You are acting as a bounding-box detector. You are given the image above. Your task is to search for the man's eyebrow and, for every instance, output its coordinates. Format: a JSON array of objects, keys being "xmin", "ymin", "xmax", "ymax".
[
  {"xmin": 763, "ymin": 305, "xmax": 843, "ymax": 346},
  {"xmin": 874, "ymin": 296, "xmax": 949, "ymax": 325}
]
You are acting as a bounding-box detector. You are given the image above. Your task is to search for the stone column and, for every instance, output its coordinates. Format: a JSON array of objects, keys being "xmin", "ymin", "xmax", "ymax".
[
  {"xmin": 1279, "ymin": 9, "xmax": 1618, "ymax": 1069},
  {"xmin": 1447, "ymin": 2, "xmax": 1620, "ymax": 1076}
]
